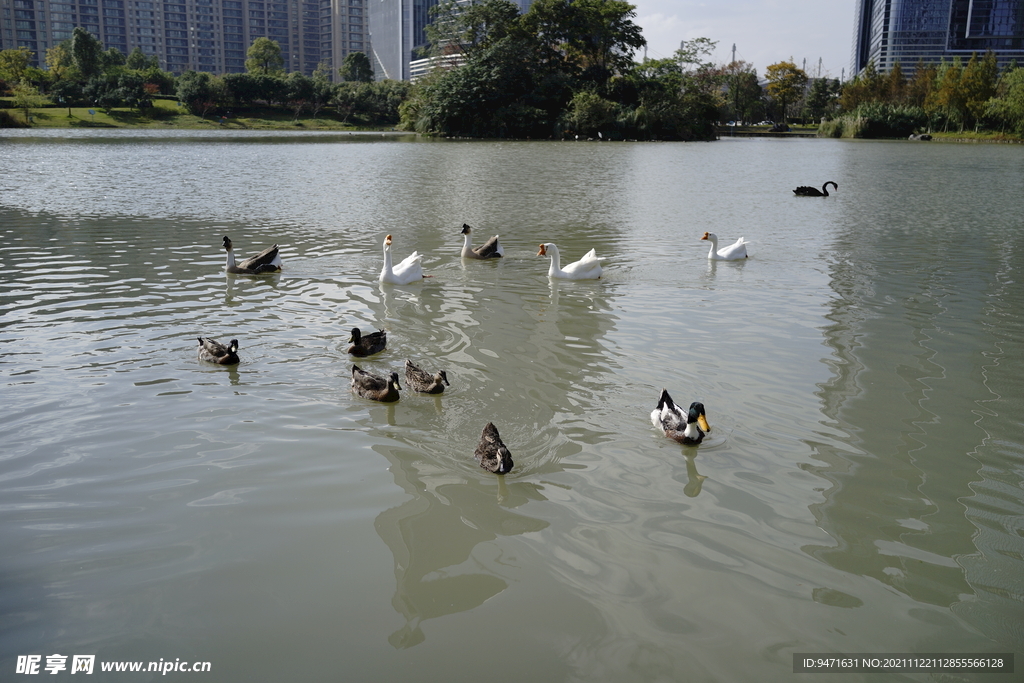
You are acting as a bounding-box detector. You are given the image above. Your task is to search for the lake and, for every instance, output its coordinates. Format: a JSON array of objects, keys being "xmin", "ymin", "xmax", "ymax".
[{"xmin": 1, "ymin": 129, "xmax": 1022, "ymax": 682}]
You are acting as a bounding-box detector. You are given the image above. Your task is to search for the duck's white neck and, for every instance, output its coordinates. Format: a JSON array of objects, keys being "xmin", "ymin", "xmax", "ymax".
[
  {"xmin": 225, "ymin": 248, "xmax": 236, "ymax": 268},
  {"xmin": 545, "ymin": 245, "xmax": 561, "ymax": 276},
  {"xmin": 683, "ymin": 421, "xmax": 702, "ymax": 440},
  {"xmin": 381, "ymin": 244, "xmax": 393, "ymax": 276}
]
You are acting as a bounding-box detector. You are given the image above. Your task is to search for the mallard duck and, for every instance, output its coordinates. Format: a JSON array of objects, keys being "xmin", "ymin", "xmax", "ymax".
[
  {"xmin": 793, "ymin": 181, "xmax": 838, "ymax": 197},
  {"xmin": 351, "ymin": 365, "xmax": 401, "ymax": 402},
  {"xmin": 474, "ymin": 422, "xmax": 513, "ymax": 474},
  {"xmin": 460, "ymin": 223, "xmax": 504, "ymax": 259},
  {"xmin": 380, "ymin": 234, "xmax": 428, "ymax": 284},
  {"xmin": 197, "ymin": 337, "xmax": 240, "ymax": 365},
  {"xmin": 404, "ymin": 359, "xmax": 449, "ymax": 394},
  {"xmin": 222, "ymin": 235, "xmax": 282, "ymax": 274},
  {"xmin": 701, "ymin": 231, "xmax": 749, "ymax": 260},
  {"xmin": 650, "ymin": 389, "xmax": 711, "ymax": 445},
  {"xmin": 537, "ymin": 242, "xmax": 603, "ymax": 279},
  {"xmin": 347, "ymin": 327, "xmax": 386, "ymax": 357}
]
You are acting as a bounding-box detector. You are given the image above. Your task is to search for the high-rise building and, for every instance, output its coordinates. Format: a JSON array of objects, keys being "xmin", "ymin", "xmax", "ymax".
[
  {"xmin": 0, "ymin": 0, "xmax": 369, "ymax": 76},
  {"xmin": 852, "ymin": 0, "xmax": 1024, "ymax": 76},
  {"xmin": 367, "ymin": 0, "xmax": 532, "ymax": 81}
]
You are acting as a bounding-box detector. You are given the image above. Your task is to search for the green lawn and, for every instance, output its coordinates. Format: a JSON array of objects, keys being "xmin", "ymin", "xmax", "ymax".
[{"xmin": 2, "ymin": 97, "xmax": 379, "ymax": 131}]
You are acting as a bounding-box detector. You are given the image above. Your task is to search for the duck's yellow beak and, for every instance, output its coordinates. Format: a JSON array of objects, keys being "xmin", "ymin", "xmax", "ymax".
[
  {"xmin": 698, "ymin": 414, "xmax": 711, "ymax": 433},
  {"xmin": 537, "ymin": 244, "xmax": 547, "ymax": 256}
]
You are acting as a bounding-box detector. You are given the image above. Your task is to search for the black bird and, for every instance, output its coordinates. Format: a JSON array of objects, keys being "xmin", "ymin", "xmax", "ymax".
[{"xmin": 793, "ymin": 181, "xmax": 838, "ymax": 197}]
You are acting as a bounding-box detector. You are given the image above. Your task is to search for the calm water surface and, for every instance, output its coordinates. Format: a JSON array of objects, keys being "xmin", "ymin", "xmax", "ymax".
[{"xmin": 1, "ymin": 130, "xmax": 1022, "ymax": 682}]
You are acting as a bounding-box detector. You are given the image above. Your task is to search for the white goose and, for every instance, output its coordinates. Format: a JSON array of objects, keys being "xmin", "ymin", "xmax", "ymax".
[
  {"xmin": 380, "ymin": 234, "xmax": 428, "ymax": 284},
  {"xmin": 537, "ymin": 242, "xmax": 603, "ymax": 280},
  {"xmin": 701, "ymin": 231, "xmax": 750, "ymax": 261}
]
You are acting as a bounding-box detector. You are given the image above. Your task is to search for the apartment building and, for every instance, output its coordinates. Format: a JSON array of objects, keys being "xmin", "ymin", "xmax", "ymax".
[{"xmin": 0, "ymin": 0, "xmax": 369, "ymax": 76}]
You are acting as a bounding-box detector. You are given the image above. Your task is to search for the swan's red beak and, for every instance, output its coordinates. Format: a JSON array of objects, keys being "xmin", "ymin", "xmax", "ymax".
[
  {"xmin": 701, "ymin": 232, "xmax": 709, "ymax": 241},
  {"xmin": 537, "ymin": 244, "xmax": 547, "ymax": 256}
]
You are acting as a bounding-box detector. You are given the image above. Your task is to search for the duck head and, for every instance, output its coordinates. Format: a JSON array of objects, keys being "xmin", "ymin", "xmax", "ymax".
[
  {"xmin": 222, "ymin": 236, "xmax": 234, "ymax": 251},
  {"xmin": 460, "ymin": 223, "xmax": 472, "ymax": 235},
  {"xmin": 688, "ymin": 401, "xmax": 711, "ymax": 433},
  {"xmin": 494, "ymin": 445, "xmax": 514, "ymax": 474}
]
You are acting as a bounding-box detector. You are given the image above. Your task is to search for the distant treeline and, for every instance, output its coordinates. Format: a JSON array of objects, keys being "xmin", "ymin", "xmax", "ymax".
[
  {"xmin": 399, "ymin": 0, "xmax": 721, "ymax": 140},
  {"xmin": 0, "ymin": 30, "xmax": 409, "ymax": 127},
  {"xmin": 819, "ymin": 53, "xmax": 1024, "ymax": 138},
  {"xmin": 4, "ymin": 6, "xmax": 1022, "ymax": 140}
]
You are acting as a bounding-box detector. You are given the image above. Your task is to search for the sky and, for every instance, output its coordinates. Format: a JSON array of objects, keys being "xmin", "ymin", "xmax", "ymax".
[{"xmin": 629, "ymin": 0, "xmax": 857, "ymax": 80}]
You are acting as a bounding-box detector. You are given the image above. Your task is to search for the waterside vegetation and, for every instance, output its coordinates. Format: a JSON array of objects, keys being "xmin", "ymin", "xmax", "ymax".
[{"xmin": 2, "ymin": 1, "xmax": 1022, "ymax": 141}]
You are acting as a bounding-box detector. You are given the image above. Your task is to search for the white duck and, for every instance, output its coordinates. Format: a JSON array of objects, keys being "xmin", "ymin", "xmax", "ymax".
[
  {"xmin": 380, "ymin": 234, "xmax": 428, "ymax": 284},
  {"xmin": 701, "ymin": 231, "xmax": 750, "ymax": 260},
  {"xmin": 537, "ymin": 242, "xmax": 603, "ymax": 280}
]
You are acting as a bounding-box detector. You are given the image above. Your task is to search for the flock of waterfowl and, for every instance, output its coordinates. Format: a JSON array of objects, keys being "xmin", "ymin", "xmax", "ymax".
[{"xmin": 200, "ymin": 182, "xmax": 838, "ymax": 474}]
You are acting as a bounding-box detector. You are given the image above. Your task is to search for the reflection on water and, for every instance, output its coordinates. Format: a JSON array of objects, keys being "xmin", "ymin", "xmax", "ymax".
[
  {"xmin": 373, "ymin": 443, "xmax": 549, "ymax": 649},
  {"xmin": 808, "ymin": 145, "xmax": 1024, "ymax": 650},
  {"xmin": 1, "ymin": 133, "xmax": 1022, "ymax": 680}
]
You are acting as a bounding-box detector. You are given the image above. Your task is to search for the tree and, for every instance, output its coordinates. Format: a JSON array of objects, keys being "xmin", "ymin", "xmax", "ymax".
[
  {"xmin": 308, "ymin": 62, "xmax": 336, "ymax": 117},
  {"xmin": 523, "ymin": 0, "xmax": 645, "ymax": 82},
  {"xmin": 426, "ymin": 0, "xmax": 524, "ymax": 61},
  {"xmin": 102, "ymin": 47, "xmax": 126, "ymax": 70},
  {"xmin": 926, "ymin": 57, "xmax": 965, "ymax": 131},
  {"xmin": 176, "ymin": 70, "xmax": 223, "ymax": 117},
  {"xmin": 84, "ymin": 74, "xmax": 123, "ymax": 112},
  {"xmin": 409, "ymin": 36, "xmax": 546, "ymax": 137},
  {"xmin": 906, "ymin": 59, "xmax": 936, "ymax": 108},
  {"xmin": 722, "ymin": 60, "xmax": 761, "ymax": 123},
  {"xmin": 802, "ymin": 77, "xmax": 840, "ymax": 121},
  {"xmin": 11, "ymin": 81, "xmax": 48, "ymax": 123},
  {"xmin": 765, "ymin": 60, "xmax": 807, "ymax": 122},
  {"xmin": 880, "ymin": 61, "xmax": 906, "ymax": 103},
  {"xmin": 985, "ymin": 66, "xmax": 1024, "ymax": 133},
  {"xmin": 45, "ymin": 43, "xmax": 77, "ymax": 83},
  {"xmin": 961, "ymin": 50, "xmax": 999, "ymax": 129},
  {"xmin": 117, "ymin": 71, "xmax": 154, "ymax": 111},
  {"xmin": 339, "ymin": 52, "xmax": 373, "ymax": 83},
  {"xmin": 126, "ymin": 47, "xmax": 159, "ymax": 71},
  {"xmin": 49, "ymin": 78, "xmax": 84, "ymax": 114},
  {"xmin": 71, "ymin": 27, "xmax": 104, "ymax": 80},
  {"xmin": 564, "ymin": 90, "xmax": 618, "ymax": 136},
  {"xmin": 0, "ymin": 47, "xmax": 32, "ymax": 84},
  {"xmin": 246, "ymin": 37, "xmax": 284, "ymax": 76}
]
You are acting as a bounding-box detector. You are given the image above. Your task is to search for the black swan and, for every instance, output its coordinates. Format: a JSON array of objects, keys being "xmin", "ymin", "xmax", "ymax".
[{"xmin": 793, "ymin": 181, "xmax": 838, "ymax": 197}]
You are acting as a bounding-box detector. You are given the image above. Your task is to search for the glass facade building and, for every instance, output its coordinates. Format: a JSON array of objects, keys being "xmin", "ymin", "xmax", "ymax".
[
  {"xmin": 852, "ymin": 0, "xmax": 1024, "ymax": 75},
  {"xmin": 0, "ymin": 0, "xmax": 369, "ymax": 76},
  {"xmin": 368, "ymin": 0, "xmax": 531, "ymax": 81}
]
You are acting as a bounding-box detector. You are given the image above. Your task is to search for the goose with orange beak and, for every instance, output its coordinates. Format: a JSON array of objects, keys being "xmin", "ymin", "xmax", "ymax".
[
  {"xmin": 701, "ymin": 231, "xmax": 749, "ymax": 260},
  {"xmin": 537, "ymin": 242, "xmax": 603, "ymax": 279},
  {"xmin": 380, "ymin": 234, "xmax": 428, "ymax": 284}
]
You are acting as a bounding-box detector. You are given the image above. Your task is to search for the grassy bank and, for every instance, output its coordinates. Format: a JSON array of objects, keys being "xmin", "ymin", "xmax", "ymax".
[{"xmin": 1, "ymin": 97, "xmax": 382, "ymax": 131}]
